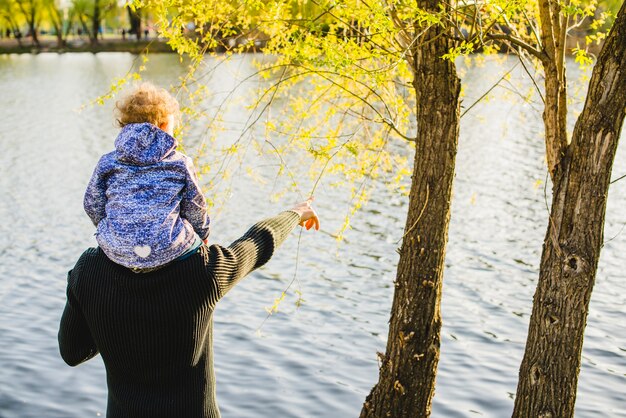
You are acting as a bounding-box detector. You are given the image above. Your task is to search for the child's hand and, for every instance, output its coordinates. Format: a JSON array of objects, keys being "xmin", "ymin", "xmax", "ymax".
[{"xmin": 291, "ymin": 197, "xmax": 320, "ymax": 231}]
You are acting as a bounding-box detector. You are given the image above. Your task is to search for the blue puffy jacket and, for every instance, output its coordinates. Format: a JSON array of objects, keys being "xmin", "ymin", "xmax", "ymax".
[{"xmin": 84, "ymin": 123, "xmax": 210, "ymax": 269}]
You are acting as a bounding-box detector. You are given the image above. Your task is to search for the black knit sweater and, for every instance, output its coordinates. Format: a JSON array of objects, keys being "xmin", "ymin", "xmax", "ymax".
[{"xmin": 58, "ymin": 211, "xmax": 301, "ymax": 418}]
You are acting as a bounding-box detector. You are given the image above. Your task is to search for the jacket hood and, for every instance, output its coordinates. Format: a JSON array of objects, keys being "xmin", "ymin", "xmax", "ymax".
[{"xmin": 114, "ymin": 123, "xmax": 177, "ymax": 166}]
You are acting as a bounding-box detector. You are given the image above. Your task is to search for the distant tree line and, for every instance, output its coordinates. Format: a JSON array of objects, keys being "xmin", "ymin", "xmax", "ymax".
[
  {"xmin": 2, "ymin": 0, "xmax": 619, "ymax": 53},
  {"xmin": 0, "ymin": 0, "xmax": 149, "ymax": 48}
]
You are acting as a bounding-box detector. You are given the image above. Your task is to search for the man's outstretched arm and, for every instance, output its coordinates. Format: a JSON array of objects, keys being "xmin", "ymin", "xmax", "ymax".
[{"xmin": 208, "ymin": 198, "xmax": 319, "ymax": 299}]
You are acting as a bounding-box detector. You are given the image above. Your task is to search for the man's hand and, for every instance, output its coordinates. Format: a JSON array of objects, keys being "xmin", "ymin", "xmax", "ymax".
[{"xmin": 291, "ymin": 197, "xmax": 320, "ymax": 231}]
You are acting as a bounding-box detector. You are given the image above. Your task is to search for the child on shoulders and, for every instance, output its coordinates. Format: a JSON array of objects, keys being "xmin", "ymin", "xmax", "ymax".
[{"xmin": 84, "ymin": 82, "xmax": 210, "ymax": 272}]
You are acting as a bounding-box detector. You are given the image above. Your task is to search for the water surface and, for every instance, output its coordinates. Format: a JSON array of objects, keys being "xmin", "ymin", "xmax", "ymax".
[{"xmin": 0, "ymin": 53, "xmax": 624, "ymax": 417}]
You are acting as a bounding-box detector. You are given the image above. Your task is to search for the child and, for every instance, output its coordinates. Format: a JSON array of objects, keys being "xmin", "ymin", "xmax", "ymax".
[{"xmin": 84, "ymin": 82, "xmax": 210, "ymax": 272}]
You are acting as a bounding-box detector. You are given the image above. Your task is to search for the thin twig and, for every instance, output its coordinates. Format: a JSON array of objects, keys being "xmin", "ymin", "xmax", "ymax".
[
  {"xmin": 264, "ymin": 139, "xmax": 305, "ymax": 199},
  {"xmin": 610, "ymin": 173, "xmax": 626, "ymax": 184},
  {"xmin": 543, "ymin": 170, "xmax": 564, "ymax": 258},
  {"xmin": 257, "ymin": 228, "xmax": 304, "ymax": 332},
  {"xmin": 311, "ymin": 128, "xmax": 363, "ymax": 195},
  {"xmin": 515, "ymin": 50, "xmax": 546, "ymax": 105},
  {"xmin": 396, "ymin": 184, "xmax": 429, "ymax": 244},
  {"xmin": 461, "ymin": 62, "xmax": 519, "ymax": 118},
  {"xmin": 602, "ymin": 220, "xmax": 626, "ymax": 247}
]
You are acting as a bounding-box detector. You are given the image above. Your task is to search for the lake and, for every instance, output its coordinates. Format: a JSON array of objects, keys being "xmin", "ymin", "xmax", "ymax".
[{"xmin": 0, "ymin": 52, "xmax": 624, "ymax": 417}]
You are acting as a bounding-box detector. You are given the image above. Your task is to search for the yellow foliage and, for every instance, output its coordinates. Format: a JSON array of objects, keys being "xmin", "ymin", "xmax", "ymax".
[{"xmin": 133, "ymin": 0, "xmax": 609, "ymax": 231}]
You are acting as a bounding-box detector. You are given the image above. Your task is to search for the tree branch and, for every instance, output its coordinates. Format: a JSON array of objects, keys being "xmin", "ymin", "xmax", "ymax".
[{"xmin": 486, "ymin": 33, "xmax": 546, "ymax": 61}]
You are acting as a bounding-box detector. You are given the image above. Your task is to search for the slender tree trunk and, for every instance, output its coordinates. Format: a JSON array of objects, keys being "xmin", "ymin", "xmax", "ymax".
[
  {"xmin": 91, "ymin": 0, "xmax": 100, "ymax": 45},
  {"xmin": 16, "ymin": 1, "xmax": 39, "ymax": 47},
  {"xmin": 49, "ymin": 9, "xmax": 65, "ymax": 48},
  {"xmin": 538, "ymin": 0, "xmax": 568, "ymax": 179},
  {"xmin": 28, "ymin": 8, "xmax": 38, "ymax": 47},
  {"xmin": 4, "ymin": 18, "xmax": 22, "ymax": 47},
  {"xmin": 55, "ymin": 31, "xmax": 64, "ymax": 48},
  {"xmin": 360, "ymin": 1, "xmax": 460, "ymax": 416},
  {"xmin": 64, "ymin": 10, "xmax": 75, "ymax": 39},
  {"xmin": 13, "ymin": 24, "xmax": 22, "ymax": 47},
  {"xmin": 127, "ymin": 7, "xmax": 141, "ymax": 40},
  {"xmin": 513, "ymin": 3, "xmax": 626, "ymax": 417},
  {"xmin": 78, "ymin": 14, "xmax": 94, "ymax": 43}
]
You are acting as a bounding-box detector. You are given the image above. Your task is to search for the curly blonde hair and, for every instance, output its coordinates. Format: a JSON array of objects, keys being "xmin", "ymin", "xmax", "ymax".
[{"xmin": 115, "ymin": 82, "xmax": 180, "ymax": 128}]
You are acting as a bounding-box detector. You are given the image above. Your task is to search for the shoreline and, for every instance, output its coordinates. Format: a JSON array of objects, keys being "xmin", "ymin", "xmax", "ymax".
[
  {"xmin": 0, "ymin": 39, "xmax": 177, "ymax": 54},
  {"xmin": 0, "ymin": 34, "xmax": 600, "ymax": 56}
]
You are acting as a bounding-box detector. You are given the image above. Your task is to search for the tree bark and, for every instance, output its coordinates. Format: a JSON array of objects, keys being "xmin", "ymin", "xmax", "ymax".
[
  {"xmin": 360, "ymin": 0, "xmax": 460, "ymax": 416},
  {"xmin": 513, "ymin": 2, "xmax": 626, "ymax": 417},
  {"xmin": 538, "ymin": 0, "xmax": 568, "ymax": 179}
]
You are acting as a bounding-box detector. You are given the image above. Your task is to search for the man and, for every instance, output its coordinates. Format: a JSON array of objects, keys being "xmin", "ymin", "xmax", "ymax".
[{"xmin": 59, "ymin": 199, "xmax": 319, "ymax": 417}]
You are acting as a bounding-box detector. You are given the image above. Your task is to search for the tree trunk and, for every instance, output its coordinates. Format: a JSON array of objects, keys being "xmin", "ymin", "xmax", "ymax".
[
  {"xmin": 49, "ymin": 8, "xmax": 65, "ymax": 49},
  {"xmin": 127, "ymin": 6, "xmax": 141, "ymax": 40},
  {"xmin": 28, "ymin": 6, "xmax": 38, "ymax": 47},
  {"xmin": 538, "ymin": 0, "xmax": 568, "ymax": 179},
  {"xmin": 360, "ymin": 1, "xmax": 460, "ymax": 417},
  {"xmin": 91, "ymin": 0, "xmax": 100, "ymax": 45},
  {"xmin": 28, "ymin": 22, "xmax": 38, "ymax": 46},
  {"xmin": 55, "ymin": 31, "xmax": 64, "ymax": 49},
  {"xmin": 513, "ymin": 3, "xmax": 626, "ymax": 417},
  {"xmin": 64, "ymin": 10, "xmax": 75, "ymax": 39},
  {"xmin": 78, "ymin": 14, "xmax": 94, "ymax": 43},
  {"xmin": 16, "ymin": 1, "xmax": 39, "ymax": 47},
  {"xmin": 5, "ymin": 19, "xmax": 22, "ymax": 47}
]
